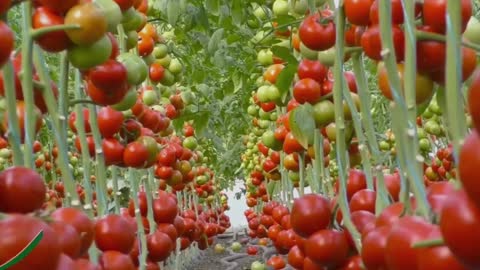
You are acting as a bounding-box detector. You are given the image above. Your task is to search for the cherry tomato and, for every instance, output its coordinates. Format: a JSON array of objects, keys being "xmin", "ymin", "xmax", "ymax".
[
  {"xmin": 86, "ymin": 79, "xmax": 129, "ymax": 106},
  {"xmin": 2, "ymin": 101, "xmax": 43, "ymax": 143},
  {"xmin": 468, "ymin": 69, "xmax": 480, "ymax": 132},
  {"xmin": 152, "ymin": 191, "xmax": 178, "ymax": 224},
  {"xmin": 297, "ymin": 59, "xmax": 328, "ymax": 83},
  {"xmin": 138, "ymin": 33, "xmax": 154, "ymax": 57},
  {"xmin": 0, "ymin": 22, "xmax": 14, "ymax": 68},
  {"xmin": 123, "ymin": 141, "xmax": 149, "ymax": 168},
  {"xmin": 95, "ymin": 214, "xmax": 136, "ymax": 253},
  {"xmin": 361, "ymin": 25, "xmax": 405, "ymax": 62},
  {"xmin": 68, "ymin": 108, "xmax": 91, "ymax": 133},
  {"xmin": 52, "ymin": 207, "xmax": 95, "ymax": 255},
  {"xmin": 293, "ymin": 78, "xmax": 322, "ymax": 104},
  {"xmin": 147, "ymin": 230, "xmax": 174, "ymax": 262},
  {"xmin": 0, "ymin": 167, "xmax": 46, "ymax": 213},
  {"xmin": 267, "ymin": 255, "xmax": 286, "ymax": 270},
  {"xmin": 50, "ymin": 221, "xmax": 82, "ymax": 258},
  {"xmin": 65, "ymin": 2, "xmax": 107, "ymax": 45},
  {"xmin": 369, "ymin": 0, "xmax": 404, "ymax": 24},
  {"xmin": 149, "ymin": 62, "xmax": 165, "ymax": 83},
  {"xmin": 305, "ymin": 229, "xmax": 349, "ymax": 268},
  {"xmin": 99, "ymin": 251, "xmax": 135, "ymax": 270},
  {"xmin": 349, "ymin": 189, "xmax": 376, "ymax": 214},
  {"xmin": 361, "ymin": 225, "xmax": 391, "ymax": 270},
  {"xmin": 299, "ymin": 12, "xmax": 336, "ymax": 51},
  {"xmin": 97, "ymin": 106, "xmax": 124, "ymax": 138},
  {"xmin": 113, "ymin": 0, "xmax": 134, "ymax": 11}
]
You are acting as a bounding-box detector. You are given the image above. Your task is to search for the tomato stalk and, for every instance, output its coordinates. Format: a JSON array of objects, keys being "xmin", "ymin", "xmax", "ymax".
[
  {"xmin": 312, "ymin": 130, "xmax": 325, "ymax": 194},
  {"xmin": 2, "ymin": 60, "xmax": 24, "ymax": 166},
  {"xmin": 58, "ymin": 53, "xmax": 70, "ymax": 142},
  {"xmin": 30, "ymin": 24, "xmax": 80, "ymax": 39},
  {"xmin": 298, "ymin": 151, "xmax": 305, "ymax": 196},
  {"xmin": 332, "ymin": 4, "xmax": 362, "ymax": 251},
  {"xmin": 128, "ymin": 169, "xmax": 148, "ymax": 270},
  {"xmin": 20, "ymin": 1, "xmax": 35, "ymax": 168},
  {"xmin": 411, "ymin": 238, "xmax": 445, "ymax": 248},
  {"xmin": 111, "ymin": 166, "xmax": 120, "ymax": 214},
  {"xmin": 33, "ymin": 46, "xmax": 81, "ymax": 207},
  {"xmin": 87, "ymin": 104, "xmax": 109, "ymax": 216},
  {"xmin": 145, "ymin": 169, "xmax": 157, "ymax": 233},
  {"xmin": 415, "ymin": 30, "xmax": 480, "ymax": 53},
  {"xmin": 117, "ymin": 24, "xmax": 127, "ymax": 54},
  {"xmin": 69, "ymin": 99, "xmax": 97, "ymax": 106},
  {"xmin": 72, "ymin": 71, "xmax": 94, "ymax": 218},
  {"xmin": 445, "ymin": 0, "xmax": 468, "ymax": 162},
  {"xmin": 378, "ymin": 0, "xmax": 431, "ymax": 219}
]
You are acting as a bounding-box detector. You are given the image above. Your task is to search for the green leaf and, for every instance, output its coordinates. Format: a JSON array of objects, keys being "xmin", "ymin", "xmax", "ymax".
[
  {"xmin": 275, "ymin": 63, "xmax": 297, "ymax": 103},
  {"xmin": 231, "ymin": 0, "xmax": 242, "ymax": 25},
  {"xmin": 208, "ymin": 28, "xmax": 224, "ymax": 55},
  {"xmin": 205, "ymin": 0, "xmax": 219, "ymax": 16},
  {"xmin": 167, "ymin": 0, "xmax": 181, "ymax": 26},
  {"xmin": 273, "ymin": 15, "xmax": 298, "ymax": 26},
  {"xmin": 289, "ymin": 104, "xmax": 316, "ymax": 149},
  {"xmin": 195, "ymin": 4, "xmax": 210, "ymax": 32},
  {"xmin": 271, "ymin": 46, "xmax": 298, "ymax": 64}
]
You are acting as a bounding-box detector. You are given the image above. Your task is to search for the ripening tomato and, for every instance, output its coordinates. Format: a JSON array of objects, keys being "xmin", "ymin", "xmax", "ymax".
[
  {"xmin": 423, "ymin": 0, "xmax": 472, "ymax": 34},
  {"xmin": 137, "ymin": 34, "xmax": 154, "ymax": 57},
  {"xmin": 263, "ymin": 64, "xmax": 285, "ymax": 84},
  {"xmin": 378, "ymin": 62, "xmax": 434, "ymax": 104},
  {"xmin": 283, "ymin": 132, "xmax": 305, "ymax": 154},
  {"xmin": 65, "ymin": 2, "xmax": 108, "ymax": 45},
  {"xmin": 344, "ymin": 0, "xmax": 374, "ymax": 26},
  {"xmin": 33, "ymin": 7, "xmax": 71, "ymax": 52},
  {"xmin": 291, "ymin": 194, "xmax": 331, "ymax": 238},
  {"xmin": 0, "ymin": 22, "xmax": 14, "ymax": 68},
  {"xmin": 299, "ymin": 13, "xmax": 336, "ymax": 51},
  {"xmin": 149, "ymin": 62, "xmax": 165, "ymax": 83},
  {"xmin": 361, "ymin": 25, "xmax": 405, "ymax": 62},
  {"xmin": 0, "ymin": 167, "xmax": 46, "ymax": 214},
  {"xmin": 88, "ymin": 60, "xmax": 128, "ymax": 93},
  {"xmin": 293, "ymin": 78, "xmax": 322, "ymax": 104}
]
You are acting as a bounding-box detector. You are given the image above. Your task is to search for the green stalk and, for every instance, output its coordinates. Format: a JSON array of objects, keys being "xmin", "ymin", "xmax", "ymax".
[
  {"xmin": 111, "ymin": 166, "xmax": 120, "ymax": 214},
  {"xmin": 88, "ymin": 104, "xmax": 109, "ymax": 216},
  {"xmin": 145, "ymin": 169, "xmax": 157, "ymax": 233},
  {"xmin": 332, "ymin": 5, "xmax": 361, "ymax": 251},
  {"xmin": 378, "ymin": 0, "xmax": 430, "ymax": 219},
  {"xmin": 445, "ymin": 0, "xmax": 467, "ymax": 161},
  {"xmin": 2, "ymin": 60, "xmax": 24, "ymax": 166},
  {"xmin": 32, "ymin": 46, "xmax": 80, "ymax": 207},
  {"xmin": 30, "ymin": 24, "xmax": 80, "ymax": 39},
  {"xmin": 312, "ymin": 130, "xmax": 325, "ymax": 194},
  {"xmin": 72, "ymin": 71, "xmax": 94, "ymax": 218},
  {"xmin": 129, "ymin": 169, "xmax": 148, "ymax": 270},
  {"xmin": 58, "ymin": 53, "xmax": 70, "ymax": 141},
  {"xmin": 298, "ymin": 152, "xmax": 305, "ymax": 196},
  {"xmin": 20, "ymin": 1, "xmax": 35, "ymax": 168}
]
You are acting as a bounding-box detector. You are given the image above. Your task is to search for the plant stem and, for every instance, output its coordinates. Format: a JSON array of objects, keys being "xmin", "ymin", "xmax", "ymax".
[
  {"xmin": 332, "ymin": 5, "xmax": 362, "ymax": 252},
  {"xmin": 445, "ymin": 0, "xmax": 467, "ymax": 162},
  {"xmin": 30, "ymin": 24, "xmax": 80, "ymax": 39},
  {"xmin": 145, "ymin": 169, "xmax": 157, "ymax": 233},
  {"xmin": 58, "ymin": 53, "xmax": 70, "ymax": 141},
  {"xmin": 20, "ymin": 1, "xmax": 35, "ymax": 168},
  {"xmin": 416, "ymin": 30, "xmax": 480, "ymax": 52},
  {"xmin": 111, "ymin": 166, "xmax": 120, "ymax": 214},
  {"xmin": 2, "ymin": 60, "xmax": 24, "ymax": 166},
  {"xmin": 298, "ymin": 152, "xmax": 305, "ymax": 196},
  {"xmin": 411, "ymin": 238, "xmax": 445, "ymax": 248},
  {"xmin": 129, "ymin": 169, "xmax": 148, "ymax": 270}
]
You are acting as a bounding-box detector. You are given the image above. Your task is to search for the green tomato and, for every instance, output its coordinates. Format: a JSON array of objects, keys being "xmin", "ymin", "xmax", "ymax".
[
  {"xmin": 289, "ymin": 171, "xmax": 300, "ymax": 182},
  {"xmin": 68, "ymin": 34, "xmax": 112, "ymax": 69},
  {"xmin": 253, "ymin": 6, "xmax": 268, "ymax": 20},
  {"xmin": 419, "ymin": 138, "xmax": 431, "ymax": 152},
  {"xmin": 258, "ymin": 109, "xmax": 271, "ymax": 120},
  {"xmin": 291, "ymin": 0, "xmax": 308, "ymax": 15},
  {"xmin": 379, "ymin": 141, "xmax": 391, "ymax": 151},
  {"xmin": 300, "ymin": 42, "xmax": 318, "ymax": 60},
  {"xmin": 142, "ymin": 53, "xmax": 155, "ymax": 66},
  {"xmin": 247, "ymin": 105, "xmax": 259, "ymax": 116},
  {"xmin": 464, "ymin": 17, "xmax": 480, "ymax": 45},
  {"xmin": 424, "ymin": 120, "xmax": 441, "ymax": 136},
  {"xmin": 126, "ymin": 31, "xmax": 138, "ymax": 50},
  {"xmin": 196, "ymin": 175, "xmax": 208, "ymax": 185},
  {"xmin": 266, "ymin": 86, "xmax": 281, "ymax": 102},
  {"xmin": 257, "ymin": 49, "xmax": 274, "ymax": 66},
  {"xmin": 312, "ymin": 100, "xmax": 335, "ymax": 127},
  {"xmin": 273, "ymin": 0, "xmax": 289, "ymax": 16},
  {"xmin": 422, "ymin": 108, "xmax": 434, "ymax": 119},
  {"xmin": 269, "ymin": 112, "xmax": 278, "ymax": 121},
  {"xmin": 180, "ymin": 91, "xmax": 195, "ymax": 105},
  {"xmin": 142, "ymin": 90, "xmax": 158, "ymax": 106},
  {"xmin": 417, "ymin": 128, "xmax": 427, "ymax": 139},
  {"xmin": 257, "ymin": 85, "xmax": 271, "ymax": 102},
  {"xmin": 230, "ymin": 242, "xmax": 242, "ymax": 252},
  {"xmin": 137, "ymin": 136, "xmax": 159, "ymax": 165},
  {"xmin": 0, "ymin": 148, "xmax": 11, "ymax": 159},
  {"xmin": 156, "ymin": 55, "xmax": 172, "ymax": 68},
  {"xmin": 183, "ymin": 136, "xmax": 198, "ymax": 150},
  {"xmin": 160, "ymin": 69, "xmax": 175, "ymax": 86},
  {"xmin": 112, "ymin": 89, "xmax": 138, "ymax": 111},
  {"xmin": 429, "ymin": 100, "xmax": 442, "ymax": 115},
  {"xmin": 153, "ymin": 44, "xmax": 169, "ymax": 59},
  {"xmin": 257, "ymin": 119, "xmax": 270, "ymax": 129},
  {"xmin": 317, "ymin": 47, "xmax": 336, "ymax": 67},
  {"xmin": 251, "ymin": 261, "xmax": 266, "ymax": 270},
  {"xmin": 117, "ymin": 53, "xmax": 148, "ymax": 85},
  {"xmin": 168, "ymin": 58, "xmax": 183, "ymax": 74},
  {"xmin": 94, "ymin": 0, "xmax": 122, "ymax": 33},
  {"xmin": 121, "ymin": 8, "xmax": 143, "ymax": 32}
]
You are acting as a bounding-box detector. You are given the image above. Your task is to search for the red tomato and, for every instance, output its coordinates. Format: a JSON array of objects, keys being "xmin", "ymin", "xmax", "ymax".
[
  {"xmin": 50, "ymin": 221, "xmax": 82, "ymax": 258},
  {"xmin": 299, "ymin": 13, "xmax": 336, "ymax": 51},
  {"xmin": 361, "ymin": 24, "xmax": 405, "ymax": 62},
  {"xmin": 52, "ymin": 207, "xmax": 95, "ymax": 255},
  {"xmin": 290, "ymin": 194, "xmax": 331, "ymax": 238},
  {"xmin": 267, "ymin": 255, "xmax": 286, "ymax": 270},
  {"xmin": 458, "ymin": 130, "xmax": 480, "ymax": 209},
  {"xmin": 297, "ymin": 59, "xmax": 328, "ymax": 83},
  {"xmin": 440, "ymin": 189, "xmax": 480, "ymax": 269},
  {"xmin": 384, "ymin": 216, "xmax": 433, "ymax": 270},
  {"xmin": 88, "ymin": 60, "xmax": 128, "ymax": 93},
  {"xmin": 293, "ymin": 78, "xmax": 322, "ymax": 104},
  {"xmin": 345, "ymin": 0, "xmax": 374, "ymax": 26},
  {"xmin": 123, "ymin": 141, "xmax": 149, "ymax": 168},
  {"xmin": 339, "ymin": 255, "xmax": 364, "ymax": 270},
  {"xmin": 246, "ymin": 246, "xmax": 258, "ymax": 255},
  {"xmin": 33, "ymin": 7, "xmax": 71, "ymax": 52},
  {"xmin": 283, "ymin": 132, "xmax": 304, "ymax": 154},
  {"xmin": 344, "ymin": 210, "xmax": 376, "ymax": 248},
  {"xmin": 288, "ymin": 245, "xmax": 305, "ymax": 269},
  {"xmin": 0, "ymin": 167, "xmax": 46, "ymax": 214},
  {"xmin": 468, "ymin": 69, "xmax": 480, "ymax": 133},
  {"xmin": 361, "ymin": 225, "xmax": 391, "ymax": 270},
  {"xmin": 349, "ymin": 189, "xmax": 376, "ymax": 214},
  {"xmin": 0, "ymin": 215, "xmax": 62, "ymax": 270},
  {"xmin": 305, "ymin": 229, "xmax": 349, "ymax": 268},
  {"xmin": 114, "ymin": 0, "xmax": 134, "ymax": 11},
  {"xmin": 97, "ymin": 106, "xmax": 124, "ymax": 138},
  {"xmin": 138, "ymin": 34, "xmax": 154, "ymax": 57},
  {"xmin": 95, "ymin": 215, "xmax": 136, "ymax": 253},
  {"xmin": 99, "ymin": 251, "xmax": 135, "ymax": 270},
  {"xmin": 69, "ymin": 108, "xmax": 91, "ymax": 133},
  {"xmin": 0, "ymin": 0, "xmax": 11, "ymax": 14},
  {"xmin": 86, "ymin": 79, "xmax": 129, "ymax": 106},
  {"xmin": 369, "ymin": 0, "xmax": 404, "ymax": 24},
  {"xmin": 107, "ymin": 32, "xmax": 120, "ymax": 59},
  {"xmin": 423, "ymin": 0, "xmax": 472, "ymax": 34},
  {"xmin": 0, "ymin": 22, "xmax": 14, "ymax": 68},
  {"xmin": 152, "ymin": 191, "xmax": 178, "ymax": 224},
  {"xmin": 37, "ymin": 0, "xmax": 79, "ymax": 14},
  {"xmin": 149, "ymin": 62, "xmax": 165, "ymax": 83}
]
